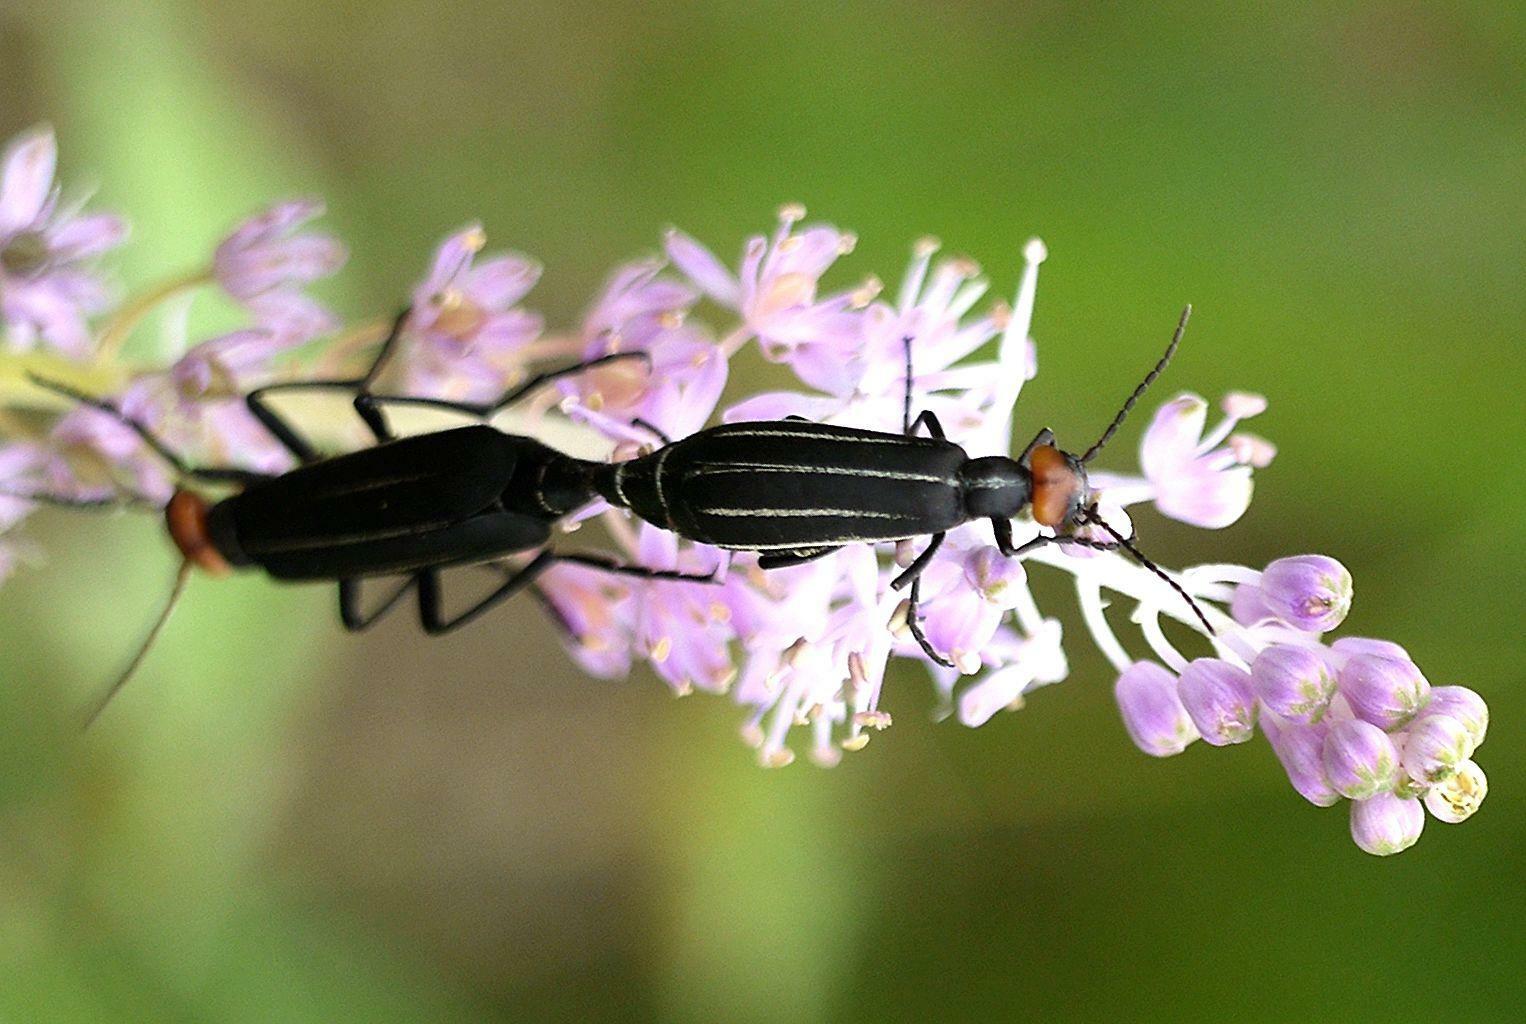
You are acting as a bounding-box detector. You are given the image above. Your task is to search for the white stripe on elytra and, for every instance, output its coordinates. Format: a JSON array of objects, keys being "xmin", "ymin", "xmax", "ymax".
[
  {"xmin": 686, "ymin": 462, "xmax": 953, "ymax": 485},
  {"xmin": 699, "ymin": 507, "xmax": 912, "ymax": 519}
]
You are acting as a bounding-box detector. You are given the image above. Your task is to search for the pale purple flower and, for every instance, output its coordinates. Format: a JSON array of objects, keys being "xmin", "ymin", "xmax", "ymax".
[
  {"xmin": 37, "ymin": 405, "xmax": 175, "ymax": 504},
  {"xmin": 955, "ymin": 621, "xmax": 1066, "ymax": 727},
  {"xmin": 535, "ymin": 560, "xmax": 638, "ymax": 678},
  {"xmin": 1329, "ymin": 636, "xmax": 1408, "ymax": 662},
  {"xmin": 1349, "ymin": 793, "xmax": 1425, "ymax": 856},
  {"xmin": 397, "ymin": 225, "xmax": 544, "ymax": 401},
  {"xmin": 213, "ymin": 199, "xmax": 345, "ymax": 341},
  {"xmin": 1177, "ymin": 658, "xmax": 1258, "ymax": 745},
  {"xmin": 0, "ymin": 126, "xmax": 127, "ymax": 358},
  {"xmin": 1250, "ymin": 644, "xmax": 1336, "ymax": 724},
  {"xmin": 1259, "ymin": 555, "xmax": 1353, "ymax": 633},
  {"xmin": 1129, "ymin": 392, "xmax": 1270, "ymax": 528},
  {"xmin": 560, "ymin": 259, "xmax": 727, "ymax": 446},
  {"xmin": 1337, "ymin": 653, "xmax": 1430, "ymax": 731},
  {"xmin": 120, "ymin": 330, "xmax": 298, "ymax": 474},
  {"xmin": 1114, "ymin": 660, "xmax": 1200, "ymax": 757},
  {"xmin": 1262, "ymin": 716, "xmax": 1340, "ymax": 807},
  {"xmin": 665, "ymin": 204, "xmax": 866, "ymax": 361},
  {"xmin": 1322, "ymin": 719, "xmax": 1399, "ymax": 800},
  {"xmin": 915, "ymin": 528, "xmax": 1029, "ymax": 674}
]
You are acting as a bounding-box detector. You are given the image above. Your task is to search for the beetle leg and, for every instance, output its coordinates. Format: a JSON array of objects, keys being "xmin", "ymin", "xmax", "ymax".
[
  {"xmin": 488, "ymin": 352, "xmax": 651, "ymax": 414},
  {"xmin": 907, "ymin": 409, "xmax": 946, "ymax": 440},
  {"xmin": 757, "ymin": 546, "xmax": 839, "ymax": 570},
  {"xmin": 903, "ymin": 576, "xmax": 955, "ymax": 668},
  {"xmin": 338, "ymin": 576, "xmax": 417, "ymax": 632},
  {"xmin": 890, "ymin": 531, "xmax": 945, "ymax": 591},
  {"xmin": 415, "ymin": 550, "xmax": 558, "ymax": 635},
  {"xmin": 552, "ymin": 551, "xmax": 722, "ymax": 584},
  {"xmin": 26, "ymin": 373, "xmax": 268, "ymax": 487}
]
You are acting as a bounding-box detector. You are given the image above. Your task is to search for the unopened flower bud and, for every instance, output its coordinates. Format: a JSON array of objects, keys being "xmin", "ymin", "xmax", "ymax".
[
  {"xmin": 1176, "ymin": 658, "xmax": 1257, "ymax": 746},
  {"xmin": 1338, "ymin": 654, "xmax": 1430, "ymax": 731},
  {"xmin": 1229, "ymin": 581, "xmax": 1273, "ymax": 626},
  {"xmin": 1322, "ymin": 719, "xmax": 1399, "ymax": 800},
  {"xmin": 1350, "ymin": 793, "xmax": 1424, "ymax": 856},
  {"xmin": 1114, "ymin": 661, "xmax": 1199, "ymax": 757},
  {"xmin": 1424, "ymin": 759, "xmax": 1487, "ymax": 823},
  {"xmin": 1259, "ymin": 555, "xmax": 1352, "ymax": 633},
  {"xmin": 1425, "ymin": 685, "xmax": 1488, "ymax": 747},
  {"xmin": 1262, "ymin": 716, "xmax": 1339, "ymax": 807},
  {"xmin": 1330, "ymin": 636, "xmax": 1409, "ymax": 662},
  {"xmin": 1401, "ymin": 715, "xmax": 1473, "ymax": 785},
  {"xmin": 1251, "ymin": 644, "xmax": 1336, "ymax": 724}
]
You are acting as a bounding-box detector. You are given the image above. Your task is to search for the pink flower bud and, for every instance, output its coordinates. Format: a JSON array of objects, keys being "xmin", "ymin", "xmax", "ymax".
[
  {"xmin": 1425, "ymin": 685, "xmax": 1488, "ymax": 747},
  {"xmin": 1229, "ymin": 581, "xmax": 1274, "ymax": 626},
  {"xmin": 1338, "ymin": 654, "xmax": 1430, "ymax": 731},
  {"xmin": 1349, "ymin": 793, "xmax": 1425, "ymax": 856},
  {"xmin": 1330, "ymin": 636, "xmax": 1409, "ymax": 662},
  {"xmin": 1250, "ymin": 644, "xmax": 1336, "ymax": 724},
  {"xmin": 1176, "ymin": 658, "xmax": 1257, "ymax": 746},
  {"xmin": 1400, "ymin": 715, "xmax": 1473, "ymax": 785},
  {"xmin": 1259, "ymin": 555, "xmax": 1352, "ymax": 633},
  {"xmin": 1322, "ymin": 719, "xmax": 1399, "ymax": 800},
  {"xmin": 1114, "ymin": 661, "xmax": 1199, "ymax": 757},
  {"xmin": 1262, "ymin": 716, "xmax": 1339, "ymax": 807}
]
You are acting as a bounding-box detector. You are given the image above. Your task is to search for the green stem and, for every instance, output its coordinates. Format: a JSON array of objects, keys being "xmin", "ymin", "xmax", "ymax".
[{"xmin": 95, "ymin": 266, "xmax": 214, "ymax": 358}]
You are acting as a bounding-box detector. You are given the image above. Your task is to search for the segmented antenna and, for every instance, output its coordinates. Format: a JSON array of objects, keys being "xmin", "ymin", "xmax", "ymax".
[
  {"xmin": 1080, "ymin": 305, "xmax": 1192, "ymax": 464},
  {"xmin": 1081, "ymin": 511, "xmax": 1216, "ymax": 636},
  {"xmin": 81, "ymin": 560, "xmax": 192, "ymax": 729}
]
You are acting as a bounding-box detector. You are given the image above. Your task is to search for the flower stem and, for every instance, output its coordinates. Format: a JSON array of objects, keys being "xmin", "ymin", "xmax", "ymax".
[{"xmin": 95, "ymin": 267, "xmax": 214, "ymax": 359}]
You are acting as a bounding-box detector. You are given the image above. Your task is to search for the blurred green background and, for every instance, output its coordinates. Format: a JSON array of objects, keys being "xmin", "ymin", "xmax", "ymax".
[{"xmin": 2, "ymin": 2, "xmax": 1522, "ymax": 1021}]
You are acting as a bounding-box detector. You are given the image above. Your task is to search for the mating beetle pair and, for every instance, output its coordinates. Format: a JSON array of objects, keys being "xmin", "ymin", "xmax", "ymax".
[{"xmin": 26, "ymin": 304, "xmax": 1204, "ymax": 723}]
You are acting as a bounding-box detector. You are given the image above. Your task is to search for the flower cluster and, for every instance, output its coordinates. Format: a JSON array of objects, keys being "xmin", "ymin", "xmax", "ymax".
[{"xmin": 0, "ymin": 127, "xmax": 1489, "ymax": 854}]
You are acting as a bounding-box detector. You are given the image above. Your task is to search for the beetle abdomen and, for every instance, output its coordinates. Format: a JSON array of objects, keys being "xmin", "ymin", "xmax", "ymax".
[{"xmin": 609, "ymin": 421, "xmax": 967, "ymax": 550}]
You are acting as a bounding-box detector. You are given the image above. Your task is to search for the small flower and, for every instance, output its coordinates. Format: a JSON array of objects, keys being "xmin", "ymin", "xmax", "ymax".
[
  {"xmin": 1262, "ymin": 716, "xmax": 1340, "ymax": 807},
  {"xmin": 1114, "ymin": 661, "xmax": 1199, "ymax": 757},
  {"xmin": 1337, "ymin": 653, "xmax": 1430, "ymax": 731},
  {"xmin": 1400, "ymin": 715, "xmax": 1473, "ymax": 785},
  {"xmin": 1350, "ymin": 792, "xmax": 1425, "ymax": 856},
  {"xmin": 1250, "ymin": 644, "xmax": 1336, "ymax": 724},
  {"xmin": 955, "ymin": 620, "xmax": 1065, "ymax": 726},
  {"xmin": 561, "ymin": 259, "xmax": 726, "ymax": 445},
  {"xmin": 1321, "ymin": 719, "xmax": 1399, "ymax": 800},
  {"xmin": 1259, "ymin": 555, "xmax": 1353, "ymax": 633},
  {"xmin": 214, "ymin": 199, "xmax": 346, "ymax": 340},
  {"xmin": 665, "ymin": 204, "xmax": 864, "ymax": 360},
  {"xmin": 398, "ymin": 225, "xmax": 544, "ymax": 401},
  {"xmin": 121, "ymin": 329, "xmax": 297, "ymax": 474},
  {"xmin": 1424, "ymin": 759, "xmax": 1487, "ymax": 823},
  {"xmin": 1136, "ymin": 392, "xmax": 1268, "ymax": 528},
  {"xmin": 1424, "ymin": 685, "xmax": 1487, "ymax": 747},
  {"xmin": 1176, "ymin": 658, "xmax": 1258, "ymax": 745},
  {"xmin": 0, "ymin": 125, "xmax": 127, "ymax": 358},
  {"xmin": 536, "ymin": 559, "xmax": 638, "ymax": 678}
]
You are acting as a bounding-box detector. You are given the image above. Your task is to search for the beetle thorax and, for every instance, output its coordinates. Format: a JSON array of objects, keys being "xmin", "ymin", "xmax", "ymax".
[{"xmin": 959, "ymin": 456, "xmax": 1033, "ymax": 519}]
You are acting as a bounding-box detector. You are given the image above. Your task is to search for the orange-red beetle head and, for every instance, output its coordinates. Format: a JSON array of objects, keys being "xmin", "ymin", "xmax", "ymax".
[
  {"xmin": 165, "ymin": 490, "xmax": 232, "ymax": 577},
  {"xmin": 1028, "ymin": 444, "xmax": 1091, "ymax": 529}
]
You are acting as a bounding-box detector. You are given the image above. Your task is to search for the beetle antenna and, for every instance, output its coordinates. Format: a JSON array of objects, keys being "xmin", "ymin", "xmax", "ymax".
[
  {"xmin": 1081, "ymin": 510, "xmax": 1215, "ymax": 636},
  {"xmin": 0, "ymin": 484, "xmax": 162, "ymax": 512},
  {"xmin": 1080, "ymin": 305, "xmax": 1191, "ymax": 464},
  {"xmin": 81, "ymin": 559, "xmax": 193, "ymax": 729}
]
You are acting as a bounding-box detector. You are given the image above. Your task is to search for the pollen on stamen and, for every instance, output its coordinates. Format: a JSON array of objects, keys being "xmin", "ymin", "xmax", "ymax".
[
  {"xmin": 777, "ymin": 201, "xmax": 806, "ymax": 223},
  {"xmin": 761, "ymin": 748, "xmax": 796, "ymax": 769},
  {"xmin": 840, "ymin": 733, "xmax": 871, "ymax": 752},
  {"xmin": 849, "ymin": 275, "xmax": 882, "ymax": 308},
  {"xmin": 1222, "ymin": 391, "xmax": 1268, "ymax": 419},
  {"xmin": 837, "ymin": 232, "xmax": 858, "ymax": 255},
  {"xmin": 649, "ymin": 635, "xmax": 673, "ymax": 663},
  {"xmin": 853, "ymin": 710, "xmax": 892, "ymax": 731},
  {"xmin": 914, "ymin": 235, "xmax": 941, "ymax": 258},
  {"xmin": 1022, "ymin": 237, "xmax": 1049, "ymax": 264}
]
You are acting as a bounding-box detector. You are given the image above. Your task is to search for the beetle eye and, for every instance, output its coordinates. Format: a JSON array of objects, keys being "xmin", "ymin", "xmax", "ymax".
[{"xmin": 1029, "ymin": 445, "xmax": 1079, "ymax": 528}]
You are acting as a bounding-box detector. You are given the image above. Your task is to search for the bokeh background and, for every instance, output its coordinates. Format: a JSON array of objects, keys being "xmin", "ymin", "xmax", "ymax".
[{"xmin": 2, "ymin": 2, "xmax": 1522, "ymax": 1021}]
